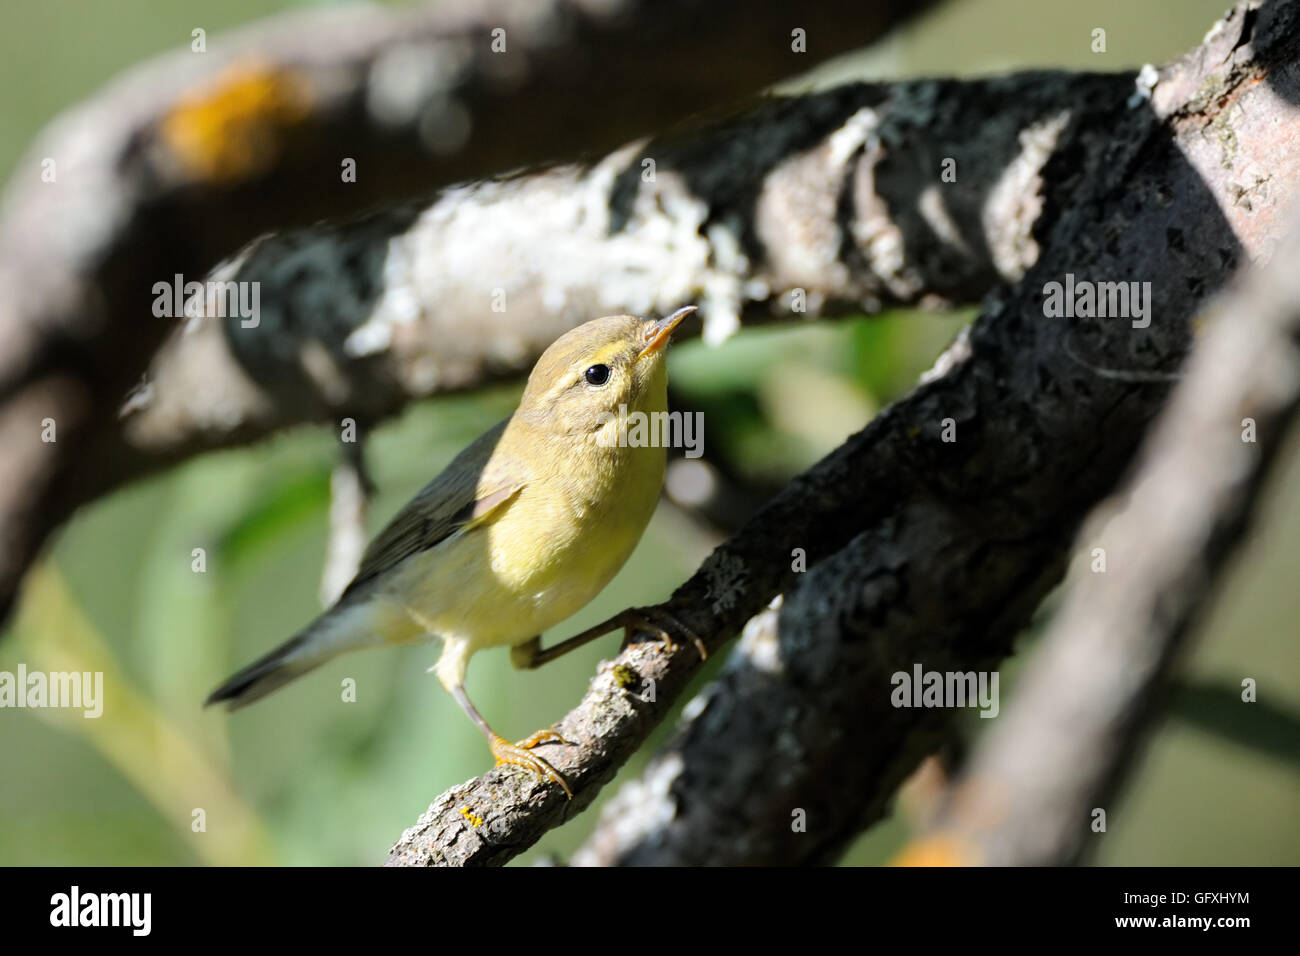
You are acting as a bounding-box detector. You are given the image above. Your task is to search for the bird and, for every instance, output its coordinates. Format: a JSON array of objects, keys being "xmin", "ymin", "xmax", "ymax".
[{"xmin": 206, "ymin": 306, "xmax": 703, "ymax": 797}]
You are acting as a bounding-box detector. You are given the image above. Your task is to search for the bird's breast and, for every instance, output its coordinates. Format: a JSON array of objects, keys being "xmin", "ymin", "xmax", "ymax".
[{"xmin": 387, "ymin": 440, "xmax": 665, "ymax": 650}]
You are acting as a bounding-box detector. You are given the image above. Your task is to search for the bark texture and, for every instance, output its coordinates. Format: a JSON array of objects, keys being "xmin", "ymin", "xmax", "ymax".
[{"xmin": 898, "ymin": 204, "xmax": 1300, "ymax": 866}]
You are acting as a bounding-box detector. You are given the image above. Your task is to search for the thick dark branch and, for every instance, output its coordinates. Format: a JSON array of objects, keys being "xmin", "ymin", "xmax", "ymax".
[
  {"xmin": 389, "ymin": 0, "xmax": 1300, "ymax": 866},
  {"xmin": 0, "ymin": 0, "xmax": 927, "ymax": 619},
  {"xmin": 896, "ymin": 208, "xmax": 1300, "ymax": 867}
]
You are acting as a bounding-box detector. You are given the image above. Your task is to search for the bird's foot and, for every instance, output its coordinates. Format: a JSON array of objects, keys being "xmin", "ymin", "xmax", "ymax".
[
  {"xmin": 489, "ymin": 731, "xmax": 574, "ymax": 799},
  {"xmin": 621, "ymin": 606, "xmax": 708, "ymax": 661}
]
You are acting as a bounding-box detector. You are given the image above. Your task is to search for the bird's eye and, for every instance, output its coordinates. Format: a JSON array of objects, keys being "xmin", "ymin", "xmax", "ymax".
[{"xmin": 584, "ymin": 364, "xmax": 611, "ymax": 386}]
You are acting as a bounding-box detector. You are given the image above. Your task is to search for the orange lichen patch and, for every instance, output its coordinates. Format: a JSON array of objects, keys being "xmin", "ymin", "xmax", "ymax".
[
  {"xmin": 159, "ymin": 62, "xmax": 312, "ymax": 183},
  {"xmin": 889, "ymin": 834, "xmax": 980, "ymax": 867},
  {"xmin": 458, "ymin": 806, "xmax": 483, "ymax": 827}
]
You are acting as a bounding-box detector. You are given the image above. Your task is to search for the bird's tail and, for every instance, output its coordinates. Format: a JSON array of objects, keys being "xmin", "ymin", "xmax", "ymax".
[{"xmin": 205, "ymin": 604, "xmax": 368, "ymax": 711}]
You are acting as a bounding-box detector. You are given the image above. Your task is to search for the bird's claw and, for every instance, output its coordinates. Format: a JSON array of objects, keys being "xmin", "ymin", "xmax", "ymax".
[
  {"xmin": 516, "ymin": 728, "xmax": 575, "ymax": 749},
  {"xmin": 622, "ymin": 606, "xmax": 708, "ymax": 661},
  {"xmin": 490, "ymin": 732, "xmax": 574, "ymax": 799}
]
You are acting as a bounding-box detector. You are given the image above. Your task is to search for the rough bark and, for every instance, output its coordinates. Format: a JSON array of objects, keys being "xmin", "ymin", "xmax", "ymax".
[
  {"xmin": 390, "ymin": 0, "xmax": 1300, "ymax": 866},
  {"xmin": 895, "ymin": 206, "xmax": 1300, "ymax": 867}
]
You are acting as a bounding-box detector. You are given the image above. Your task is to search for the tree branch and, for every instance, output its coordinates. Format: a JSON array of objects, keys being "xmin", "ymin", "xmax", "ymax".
[
  {"xmin": 124, "ymin": 69, "xmax": 1126, "ymax": 465},
  {"xmin": 389, "ymin": 0, "xmax": 1300, "ymax": 866}
]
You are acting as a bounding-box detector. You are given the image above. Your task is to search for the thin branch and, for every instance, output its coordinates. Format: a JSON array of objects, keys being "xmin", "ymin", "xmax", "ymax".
[{"xmin": 319, "ymin": 439, "xmax": 373, "ymax": 607}]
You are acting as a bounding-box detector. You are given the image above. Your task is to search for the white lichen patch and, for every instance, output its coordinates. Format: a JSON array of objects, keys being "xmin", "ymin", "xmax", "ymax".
[
  {"xmin": 680, "ymin": 690, "xmax": 710, "ymax": 723},
  {"xmin": 1127, "ymin": 63, "xmax": 1160, "ymax": 109},
  {"xmin": 827, "ymin": 106, "xmax": 882, "ymax": 166},
  {"xmin": 344, "ymin": 235, "xmax": 423, "ymax": 359},
  {"xmin": 919, "ymin": 324, "xmax": 973, "ymax": 385},
  {"xmin": 847, "ymin": 152, "xmax": 921, "ymax": 301},
  {"xmin": 755, "ymin": 108, "xmax": 883, "ymax": 299},
  {"xmin": 731, "ymin": 598, "xmax": 786, "ymax": 677},
  {"xmin": 700, "ymin": 222, "xmax": 747, "ymax": 343},
  {"xmin": 982, "ymin": 109, "xmax": 1071, "ymax": 281},
  {"xmin": 917, "ymin": 183, "xmax": 971, "ymax": 255}
]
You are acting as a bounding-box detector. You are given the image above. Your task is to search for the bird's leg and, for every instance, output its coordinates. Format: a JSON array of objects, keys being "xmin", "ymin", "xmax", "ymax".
[
  {"xmin": 448, "ymin": 683, "xmax": 574, "ymax": 799},
  {"xmin": 512, "ymin": 606, "xmax": 707, "ymax": 670}
]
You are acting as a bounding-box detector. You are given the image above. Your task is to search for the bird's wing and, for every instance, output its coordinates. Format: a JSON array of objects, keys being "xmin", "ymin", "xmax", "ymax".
[{"xmin": 342, "ymin": 418, "xmax": 525, "ymax": 596}]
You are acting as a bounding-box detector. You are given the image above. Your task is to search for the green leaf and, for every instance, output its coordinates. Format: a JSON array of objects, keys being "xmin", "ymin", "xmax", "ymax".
[{"xmin": 217, "ymin": 467, "xmax": 332, "ymax": 566}]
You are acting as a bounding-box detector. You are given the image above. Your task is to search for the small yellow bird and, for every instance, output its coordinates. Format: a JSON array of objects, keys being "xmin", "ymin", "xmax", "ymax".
[{"xmin": 207, "ymin": 307, "xmax": 701, "ymax": 797}]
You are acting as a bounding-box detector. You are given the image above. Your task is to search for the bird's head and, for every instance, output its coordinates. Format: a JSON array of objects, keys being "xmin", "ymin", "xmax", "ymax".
[{"xmin": 516, "ymin": 306, "xmax": 695, "ymax": 437}]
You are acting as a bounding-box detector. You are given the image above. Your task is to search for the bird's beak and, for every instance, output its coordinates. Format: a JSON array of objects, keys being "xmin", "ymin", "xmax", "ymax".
[{"xmin": 636, "ymin": 305, "xmax": 697, "ymax": 361}]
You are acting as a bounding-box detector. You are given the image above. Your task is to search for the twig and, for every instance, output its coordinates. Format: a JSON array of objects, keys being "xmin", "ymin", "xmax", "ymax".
[{"xmin": 319, "ymin": 439, "xmax": 373, "ymax": 607}]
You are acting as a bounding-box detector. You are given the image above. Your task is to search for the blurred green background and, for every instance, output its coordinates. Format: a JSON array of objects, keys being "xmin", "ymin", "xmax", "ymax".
[{"xmin": 1, "ymin": 0, "xmax": 1296, "ymax": 866}]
